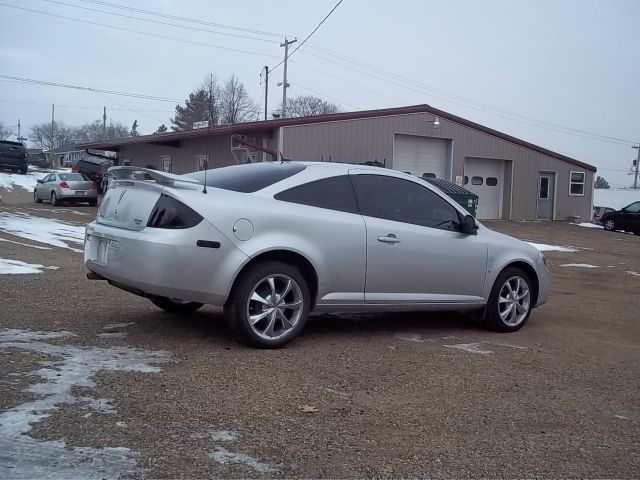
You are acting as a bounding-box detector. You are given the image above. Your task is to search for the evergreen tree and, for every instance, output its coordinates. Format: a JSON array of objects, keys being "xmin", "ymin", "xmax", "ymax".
[
  {"xmin": 594, "ymin": 176, "xmax": 610, "ymax": 189},
  {"xmin": 130, "ymin": 120, "xmax": 139, "ymax": 136},
  {"xmin": 155, "ymin": 123, "xmax": 168, "ymax": 134},
  {"xmin": 171, "ymin": 89, "xmax": 209, "ymax": 131}
]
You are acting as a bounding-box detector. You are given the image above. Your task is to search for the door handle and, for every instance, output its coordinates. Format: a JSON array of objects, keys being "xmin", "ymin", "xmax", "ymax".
[{"xmin": 377, "ymin": 234, "xmax": 400, "ymax": 244}]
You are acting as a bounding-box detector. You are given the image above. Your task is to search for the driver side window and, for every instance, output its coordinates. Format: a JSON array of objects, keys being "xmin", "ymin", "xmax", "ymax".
[
  {"xmin": 351, "ymin": 174, "xmax": 460, "ymax": 230},
  {"xmin": 626, "ymin": 202, "xmax": 640, "ymax": 213}
]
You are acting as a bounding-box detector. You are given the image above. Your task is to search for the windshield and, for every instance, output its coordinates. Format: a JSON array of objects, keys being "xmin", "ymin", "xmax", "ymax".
[{"xmin": 59, "ymin": 173, "xmax": 89, "ymax": 181}]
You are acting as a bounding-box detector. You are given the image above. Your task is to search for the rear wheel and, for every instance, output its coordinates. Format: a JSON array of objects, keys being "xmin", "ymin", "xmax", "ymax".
[
  {"xmin": 484, "ymin": 267, "xmax": 533, "ymax": 332},
  {"xmin": 33, "ymin": 190, "xmax": 42, "ymax": 203},
  {"xmin": 88, "ymin": 198, "xmax": 97, "ymax": 207},
  {"xmin": 149, "ymin": 296, "xmax": 204, "ymax": 314},
  {"xmin": 51, "ymin": 191, "xmax": 61, "ymax": 206},
  {"xmin": 604, "ymin": 219, "xmax": 616, "ymax": 231},
  {"xmin": 19, "ymin": 167, "xmax": 28, "ymax": 174},
  {"xmin": 225, "ymin": 261, "xmax": 310, "ymax": 348}
]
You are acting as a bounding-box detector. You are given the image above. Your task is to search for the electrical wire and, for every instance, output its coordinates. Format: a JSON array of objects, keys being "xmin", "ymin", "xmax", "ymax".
[
  {"xmin": 0, "ymin": 3, "xmax": 280, "ymax": 60},
  {"xmin": 40, "ymin": 0, "xmax": 280, "ymax": 44},
  {"xmin": 270, "ymin": 0, "xmax": 343, "ymax": 72},
  {"xmin": 0, "ymin": 98, "xmax": 172, "ymax": 113}
]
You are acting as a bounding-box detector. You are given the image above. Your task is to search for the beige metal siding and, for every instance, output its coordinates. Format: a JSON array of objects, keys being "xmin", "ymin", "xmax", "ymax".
[{"xmin": 281, "ymin": 112, "xmax": 593, "ymax": 221}]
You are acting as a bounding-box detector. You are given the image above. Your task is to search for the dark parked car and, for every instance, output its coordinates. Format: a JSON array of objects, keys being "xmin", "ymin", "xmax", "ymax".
[
  {"xmin": 601, "ymin": 201, "xmax": 640, "ymax": 234},
  {"xmin": 0, "ymin": 140, "xmax": 28, "ymax": 174},
  {"xmin": 71, "ymin": 157, "xmax": 113, "ymax": 193}
]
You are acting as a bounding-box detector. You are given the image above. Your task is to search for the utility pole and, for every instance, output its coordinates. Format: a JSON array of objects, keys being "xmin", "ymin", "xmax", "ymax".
[
  {"xmin": 262, "ymin": 65, "xmax": 269, "ymax": 121},
  {"xmin": 17, "ymin": 118, "xmax": 20, "ymax": 138},
  {"xmin": 103, "ymin": 106, "xmax": 107, "ymax": 140},
  {"xmin": 280, "ymin": 37, "xmax": 297, "ymax": 118},
  {"xmin": 50, "ymin": 103, "xmax": 55, "ymax": 152},
  {"xmin": 633, "ymin": 144, "xmax": 640, "ymax": 189}
]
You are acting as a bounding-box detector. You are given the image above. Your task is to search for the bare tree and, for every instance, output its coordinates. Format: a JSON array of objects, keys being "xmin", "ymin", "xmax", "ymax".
[
  {"xmin": 202, "ymin": 74, "xmax": 222, "ymax": 126},
  {"xmin": 220, "ymin": 75, "xmax": 258, "ymax": 124},
  {"xmin": 0, "ymin": 122, "xmax": 11, "ymax": 140},
  {"xmin": 74, "ymin": 120, "xmax": 129, "ymax": 143},
  {"xmin": 284, "ymin": 95, "xmax": 340, "ymax": 118},
  {"xmin": 29, "ymin": 121, "xmax": 78, "ymax": 150}
]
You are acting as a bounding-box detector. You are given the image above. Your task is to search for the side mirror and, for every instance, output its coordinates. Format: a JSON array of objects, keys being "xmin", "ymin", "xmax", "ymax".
[
  {"xmin": 36, "ymin": 179, "xmax": 43, "ymax": 184},
  {"xmin": 460, "ymin": 214, "xmax": 478, "ymax": 235}
]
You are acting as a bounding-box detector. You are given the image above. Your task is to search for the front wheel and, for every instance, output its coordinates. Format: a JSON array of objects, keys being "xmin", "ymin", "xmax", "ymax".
[
  {"xmin": 149, "ymin": 296, "xmax": 204, "ymax": 314},
  {"xmin": 604, "ymin": 219, "xmax": 616, "ymax": 231},
  {"xmin": 225, "ymin": 262, "xmax": 310, "ymax": 348},
  {"xmin": 34, "ymin": 190, "xmax": 42, "ymax": 203},
  {"xmin": 88, "ymin": 198, "xmax": 97, "ymax": 206},
  {"xmin": 484, "ymin": 268, "xmax": 533, "ymax": 332}
]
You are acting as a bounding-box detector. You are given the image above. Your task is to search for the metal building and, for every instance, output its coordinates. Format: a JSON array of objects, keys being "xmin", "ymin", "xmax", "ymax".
[{"xmin": 80, "ymin": 104, "xmax": 596, "ymax": 221}]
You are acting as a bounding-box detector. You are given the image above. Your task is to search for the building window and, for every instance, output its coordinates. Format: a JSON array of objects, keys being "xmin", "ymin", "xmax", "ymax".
[
  {"xmin": 463, "ymin": 176, "xmax": 469, "ymax": 185},
  {"xmin": 569, "ymin": 171, "xmax": 585, "ymax": 196},
  {"xmin": 471, "ymin": 176, "xmax": 483, "ymax": 185},
  {"xmin": 197, "ymin": 154, "xmax": 209, "ymax": 170},
  {"xmin": 486, "ymin": 177, "xmax": 498, "ymax": 187},
  {"xmin": 161, "ymin": 155, "xmax": 172, "ymax": 173},
  {"xmin": 122, "ymin": 159, "xmax": 131, "ymax": 166}
]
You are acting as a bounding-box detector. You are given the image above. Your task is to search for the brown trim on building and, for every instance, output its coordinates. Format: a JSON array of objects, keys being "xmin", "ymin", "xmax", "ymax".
[{"xmin": 78, "ymin": 104, "xmax": 597, "ymax": 172}]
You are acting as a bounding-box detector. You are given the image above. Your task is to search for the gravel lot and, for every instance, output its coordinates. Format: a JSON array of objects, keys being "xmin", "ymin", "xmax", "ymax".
[{"xmin": 1, "ymin": 183, "xmax": 639, "ymax": 478}]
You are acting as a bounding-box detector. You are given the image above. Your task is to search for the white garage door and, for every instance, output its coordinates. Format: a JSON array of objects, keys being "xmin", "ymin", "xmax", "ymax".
[
  {"xmin": 464, "ymin": 158, "xmax": 504, "ymax": 219},
  {"xmin": 393, "ymin": 134, "xmax": 448, "ymax": 179}
]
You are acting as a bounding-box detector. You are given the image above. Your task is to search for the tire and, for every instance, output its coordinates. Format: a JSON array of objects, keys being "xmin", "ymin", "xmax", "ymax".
[
  {"xmin": 34, "ymin": 190, "xmax": 42, "ymax": 203},
  {"xmin": 51, "ymin": 191, "xmax": 61, "ymax": 206},
  {"xmin": 484, "ymin": 267, "xmax": 533, "ymax": 332},
  {"xmin": 225, "ymin": 261, "xmax": 310, "ymax": 348},
  {"xmin": 149, "ymin": 296, "xmax": 204, "ymax": 314},
  {"xmin": 604, "ymin": 219, "xmax": 616, "ymax": 231},
  {"xmin": 20, "ymin": 167, "xmax": 28, "ymax": 174},
  {"xmin": 88, "ymin": 199, "xmax": 98, "ymax": 207}
]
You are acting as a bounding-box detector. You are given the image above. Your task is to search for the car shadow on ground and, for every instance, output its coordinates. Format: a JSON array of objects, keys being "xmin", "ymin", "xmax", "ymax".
[{"xmin": 121, "ymin": 308, "xmax": 482, "ymax": 347}]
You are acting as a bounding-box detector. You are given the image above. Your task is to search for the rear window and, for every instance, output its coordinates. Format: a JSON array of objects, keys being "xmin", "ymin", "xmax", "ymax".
[
  {"xmin": 0, "ymin": 141, "xmax": 26, "ymax": 151},
  {"xmin": 59, "ymin": 173, "xmax": 89, "ymax": 181},
  {"xmin": 184, "ymin": 162, "xmax": 306, "ymax": 193}
]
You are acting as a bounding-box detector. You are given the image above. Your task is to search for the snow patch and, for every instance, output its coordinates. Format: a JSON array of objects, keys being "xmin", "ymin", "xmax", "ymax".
[
  {"xmin": 394, "ymin": 333, "xmax": 432, "ymax": 343},
  {"xmin": 444, "ymin": 343, "xmax": 494, "ymax": 355},
  {"xmin": 0, "ymin": 169, "xmax": 48, "ymax": 192},
  {"xmin": 102, "ymin": 322, "xmax": 135, "ymax": 331},
  {"xmin": 626, "ymin": 271, "xmax": 640, "ymax": 278},
  {"xmin": 0, "ymin": 328, "xmax": 170, "ymax": 479},
  {"xmin": 209, "ymin": 447, "xmax": 276, "ymax": 474},
  {"xmin": 560, "ymin": 263, "xmax": 600, "ymax": 269},
  {"xmin": 0, "ymin": 212, "xmax": 85, "ymax": 252},
  {"xmin": 527, "ymin": 242, "xmax": 577, "ymax": 253},
  {"xmin": 575, "ymin": 222, "xmax": 603, "ymax": 229},
  {"xmin": 0, "ymin": 258, "xmax": 59, "ymax": 275}
]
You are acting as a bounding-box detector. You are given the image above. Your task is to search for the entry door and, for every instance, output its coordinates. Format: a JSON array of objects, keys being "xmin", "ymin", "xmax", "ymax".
[{"xmin": 537, "ymin": 173, "xmax": 555, "ymax": 220}]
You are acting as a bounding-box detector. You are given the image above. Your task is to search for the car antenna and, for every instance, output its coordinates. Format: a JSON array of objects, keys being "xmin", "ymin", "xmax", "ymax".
[{"xmin": 202, "ymin": 158, "xmax": 208, "ymax": 194}]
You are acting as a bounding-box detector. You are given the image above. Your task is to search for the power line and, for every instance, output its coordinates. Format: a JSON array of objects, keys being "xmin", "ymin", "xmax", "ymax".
[
  {"xmin": 92, "ymin": 91, "xmax": 165, "ymax": 124},
  {"xmin": 0, "ymin": 3, "xmax": 280, "ymax": 60},
  {"xmin": 76, "ymin": 0, "xmax": 289, "ymax": 38},
  {"xmin": 0, "ymin": 98, "xmax": 171, "ymax": 113},
  {"xmin": 270, "ymin": 0, "xmax": 344, "ymax": 71},
  {"xmin": 40, "ymin": 0, "xmax": 280, "ymax": 44}
]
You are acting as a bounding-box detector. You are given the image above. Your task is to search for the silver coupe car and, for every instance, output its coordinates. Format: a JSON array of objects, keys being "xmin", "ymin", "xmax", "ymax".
[
  {"xmin": 84, "ymin": 162, "xmax": 550, "ymax": 348},
  {"xmin": 35, "ymin": 172, "xmax": 98, "ymax": 206}
]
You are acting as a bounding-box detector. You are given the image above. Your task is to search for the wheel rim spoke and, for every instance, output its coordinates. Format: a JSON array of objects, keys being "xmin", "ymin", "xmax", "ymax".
[
  {"xmin": 250, "ymin": 308, "xmax": 273, "ymax": 325},
  {"xmin": 499, "ymin": 275, "xmax": 530, "ymax": 326},
  {"xmin": 250, "ymin": 291, "xmax": 270, "ymax": 306},
  {"xmin": 280, "ymin": 299, "xmax": 302, "ymax": 309},
  {"xmin": 267, "ymin": 276, "xmax": 277, "ymax": 299}
]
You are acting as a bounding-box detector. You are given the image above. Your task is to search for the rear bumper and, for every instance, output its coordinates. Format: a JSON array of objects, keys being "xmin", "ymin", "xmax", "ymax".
[
  {"xmin": 58, "ymin": 190, "xmax": 98, "ymax": 199},
  {"xmin": 84, "ymin": 220, "xmax": 247, "ymax": 306}
]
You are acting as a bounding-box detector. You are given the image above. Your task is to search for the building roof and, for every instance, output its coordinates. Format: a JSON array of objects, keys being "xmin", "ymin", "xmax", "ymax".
[{"xmin": 78, "ymin": 104, "xmax": 597, "ymax": 172}]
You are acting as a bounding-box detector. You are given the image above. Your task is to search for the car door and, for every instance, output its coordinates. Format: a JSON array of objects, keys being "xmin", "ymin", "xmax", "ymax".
[
  {"xmin": 621, "ymin": 202, "xmax": 640, "ymax": 231},
  {"xmin": 350, "ymin": 171, "xmax": 488, "ymax": 304},
  {"xmin": 36, "ymin": 174, "xmax": 53, "ymax": 198}
]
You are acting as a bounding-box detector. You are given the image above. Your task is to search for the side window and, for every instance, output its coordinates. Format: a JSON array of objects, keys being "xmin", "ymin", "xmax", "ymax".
[
  {"xmin": 48, "ymin": 174, "xmax": 57, "ymax": 183},
  {"xmin": 351, "ymin": 175, "xmax": 460, "ymax": 230},
  {"xmin": 471, "ymin": 176, "xmax": 483, "ymax": 185},
  {"xmin": 486, "ymin": 177, "xmax": 498, "ymax": 187},
  {"xmin": 274, "ymin": 175, "xmax": 358, "ymax": 214},
  {"xmin": 569, "ymin": 171, "xmax": 585, "ymax": 196},
  {"xmin": 625, "ymin": 202, "xmax": 640, "ymax": 213}
]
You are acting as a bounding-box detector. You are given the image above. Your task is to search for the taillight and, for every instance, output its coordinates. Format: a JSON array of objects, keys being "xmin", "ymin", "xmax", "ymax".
[
  {"xmin": 90, "ymin": 182, "xmax": 97, "ymax": 190},
  {"xmin": 22, "ymin": 152, "xmax": 27, "ymax": 159},
  {"xmin": 59, "ymin": 181, "xmax": 69, "ymax": 189},
  {"xmin": 71, "ymin": 166, "xmax": 79, "ymax": 172},
  {"xmin": 147, "ymin": 195, "xmax": 203, "ymax": 229},
  {"xmin": 95, "ymin": 171, "xmax": 103, "ymax": 177}
]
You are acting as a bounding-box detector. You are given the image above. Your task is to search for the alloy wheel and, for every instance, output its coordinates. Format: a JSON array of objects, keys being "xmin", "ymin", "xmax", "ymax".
[
  {"xmin": 498, "ymin": 276, "xmax": 530, "ymax": 327},
  {"xmin": 246, "ymin": 274, "xmax": 303, "ymax": 341},
  {"xmin": 604, "ymin": 220, "xmax": 615, "ymax": 231}
]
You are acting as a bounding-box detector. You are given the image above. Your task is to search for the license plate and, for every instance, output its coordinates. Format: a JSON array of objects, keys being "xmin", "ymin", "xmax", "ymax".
[
  {"xmin": 76, "ymin": 191, "xmax": 87, "ymax": 195},
  {"xmin": 94, "ymin": 238, "xmax": 111, "ymax": 265}
]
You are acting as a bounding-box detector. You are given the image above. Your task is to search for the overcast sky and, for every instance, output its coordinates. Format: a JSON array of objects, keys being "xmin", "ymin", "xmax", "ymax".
[{"xmin": 1, "ymin": 0, "xmax": 638, "ymax": 186}]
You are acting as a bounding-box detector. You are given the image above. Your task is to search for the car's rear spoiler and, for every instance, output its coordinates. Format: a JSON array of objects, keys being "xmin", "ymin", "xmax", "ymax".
[{"xmin": 107, "ymin": 166, "xmax": 201, "ymax": 185}]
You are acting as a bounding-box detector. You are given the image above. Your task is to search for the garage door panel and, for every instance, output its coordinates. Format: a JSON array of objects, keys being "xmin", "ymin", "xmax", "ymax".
[
  {"xmin": 393, "ymin": 135, "xmax": 447, "ymax": 179},
  {"xmin": 464, "ymin": 158, "xmax": 504, "ymax": 219}
]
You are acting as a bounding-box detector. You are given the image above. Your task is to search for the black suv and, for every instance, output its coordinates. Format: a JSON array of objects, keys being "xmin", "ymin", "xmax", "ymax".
[
  {"xmin": 71, "ymin": 157, "xmax": 113, "ymax": 193},
  {"xmin": 0, "ymin": 140, "xmax": 28, "ymax": 174},
  {"xmin": 602, "ymin": 201, "xmax": 640, "ymax": 234}
]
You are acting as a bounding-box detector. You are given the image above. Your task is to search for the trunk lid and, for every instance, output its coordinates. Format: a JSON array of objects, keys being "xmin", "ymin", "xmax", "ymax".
[
  {"xmin": 97, "ymin": 181, "xmax": 163, "ymax": 231},
  {"xmin": 66, "ymin": 180, "xmax": 94, "ymax": 191}
]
